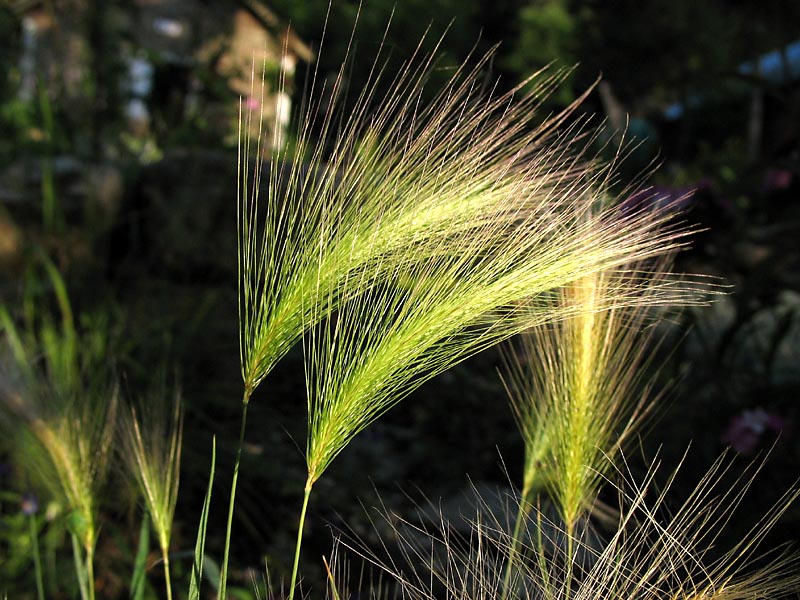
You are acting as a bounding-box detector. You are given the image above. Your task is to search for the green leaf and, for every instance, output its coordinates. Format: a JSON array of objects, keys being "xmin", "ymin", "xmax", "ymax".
[
  {"xmin": 0, "ymin": 305, "xmax": 32, "ymax": 379},
  {"xmin": 188, "ymin": 436, "xmax": 215, "ymax": 600},
  {"xmin": 130, "ymin": 511, "xmax": 150, "ymax": 600},
  {"xmin": 66, "ymin": 510, "xmax": 89, "ymax": 541},
  {"xmin": 203, "ymin": 556, "xmax": 220, "ymax": 591}
]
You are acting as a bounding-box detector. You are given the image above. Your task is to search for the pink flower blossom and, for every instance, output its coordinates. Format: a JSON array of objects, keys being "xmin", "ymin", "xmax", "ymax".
[
  {"xmin": 721, "ymin": 407, "xmax": 786, "ymax": 453},
  {"xmin": 763, "ymin": 168, "xmax": 793, "ymax": 191},
  {"xmin": 244, "ymin": 96, "xmax": 261, "ymax": 111}
]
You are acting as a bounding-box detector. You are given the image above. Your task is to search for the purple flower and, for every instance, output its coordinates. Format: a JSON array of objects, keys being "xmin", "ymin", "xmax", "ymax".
[
  {"xmin": 622, "ymin": 183, "xmax": 705, "ymax": 215},
  {"xmin": 244, "ymin": 96, "xmax": 261, "ymax": 111},
  {"xmin": 21, "ymin": 492, "xmax": 39, "ymax": 516},
  {"xmin": 721, "ymin": 407, "xmax": 786, "ymax": 454},
  {"xmin": 763, "ymin": 168, "xmax": 793, "ymax": 192}
]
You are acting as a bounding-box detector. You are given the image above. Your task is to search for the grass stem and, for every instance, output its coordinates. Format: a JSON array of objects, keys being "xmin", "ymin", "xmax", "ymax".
[
  {"xmin": 85, "ymin": 544, "xmax": 96, "ymax": 600},
  {"xmin": 564, "ymin": 521, "xmax": 575, "ymax": 600},
  {"xmin": 288, "ymin": 479, "xmax": 313, "ymax": 600},
  {"xmin": 162, "ymin": 550, "xmax": 173, "ymax": 600},
  {"xmin": 70, "ymin": 533, "xmax": 89, "ymax": 600},
  {"xmin": 28, "ymin": 513, "xmax": 45, "ymax": 600},
  {"xmin": 218, "ymin": 392, "xmax": 250, "ymax": 600},
  {"xmin": 500, "ymin": 487, "xmax": 533, "ymax": 600}
]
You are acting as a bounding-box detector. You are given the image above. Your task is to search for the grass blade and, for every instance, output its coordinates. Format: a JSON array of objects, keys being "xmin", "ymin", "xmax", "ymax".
[
  {"xmin": 130, "ymin": 511, "xmax": 150, "ymax": 600},
  {"xmin": 189, "ymin": 435, "xmax": 216, "ymax": 600}
]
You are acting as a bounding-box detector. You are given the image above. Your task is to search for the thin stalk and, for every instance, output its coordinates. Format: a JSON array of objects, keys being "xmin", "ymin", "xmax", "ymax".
[
  {"xmin": 70, "ymin": 534, "xmax": 89, "ymax": 600},
  {"xmin": 500, "ymin": 487, "xmax": 533, "ymax": 600},
  {"xmin": 86, "ymin": 545, "xmax": 95, "ymax": 600},
  {"xmin": 564, "ymin": 521, "xmax": 575, "ymax": 600},
  {"xmin": 28, "ymin": 513, "xmax": 45, "ymax": 600},
  {"xmin": 218, "ymin": 392, "xmax": 250, "ymax": 600},
  {"xmin": 534, "ymin": 507, "xmax": 553, "ymax": 600},
  {"xmin": 288, "ymin": 479, "xmax": 313, "ymax": 600},
  {"xmin": 162, "ymin": 550, "xmax": 173, "ymax": 600}
]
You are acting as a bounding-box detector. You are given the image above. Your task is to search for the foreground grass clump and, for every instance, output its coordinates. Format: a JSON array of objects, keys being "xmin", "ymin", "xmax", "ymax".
[
  {"xmin": 0, "ymin": 16, "xmax": 797, "ymax": 600},
  {"xmin": 339, "ymin": 454, "xmax": 800, "ymax": 600},
  {"xmin": 0, "ymin": 256, "xmax": 117, "ymax": 600}
]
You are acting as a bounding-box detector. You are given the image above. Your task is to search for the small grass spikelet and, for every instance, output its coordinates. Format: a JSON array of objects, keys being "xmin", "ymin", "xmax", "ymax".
[
  {"xmin": 0, "ymin": 257, "xmax": 119, "ymax": 600},
  {"xmin": 120, "ymin": 388, "xmax": 183, "ymax": 600},
  {"xmin": 505, "ymin": 265, "xmax": 669, "ymax": 529},
  {"xmin": 11, "ymin": 390, "xmax": 117, "ymax": 548},
  {"xmin": 0, "ymin": 380, "xmax": 117, "ymax": 600}
]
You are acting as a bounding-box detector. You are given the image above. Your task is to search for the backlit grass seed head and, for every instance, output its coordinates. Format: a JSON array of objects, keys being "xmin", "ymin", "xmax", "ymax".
[
  {"xmin": 504, "ymin": 264, "xmax": 673, "ymax": 529},
  {"xmin": 120, "ymin": 390, "xmax": 183, "ymax": 558},
  {"xmin": 299, "ymin": 94, "xmax": 701, "ymax": 488},
  {"xmin": 237, "ymin": 27, "xmax": 634, "ymax": 400},
  {"xmin": 0, "ymin": 381, "xmax": 117, "ymax": 554},
  {"xmin": 302, "ymin": 186, "xmax": 698, "ymax": 485}
]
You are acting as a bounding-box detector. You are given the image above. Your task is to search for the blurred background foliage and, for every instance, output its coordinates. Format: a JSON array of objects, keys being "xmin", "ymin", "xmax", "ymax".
[{"xmin": 0, "ymin": 0, "xmax": 799, "ymax": 597}]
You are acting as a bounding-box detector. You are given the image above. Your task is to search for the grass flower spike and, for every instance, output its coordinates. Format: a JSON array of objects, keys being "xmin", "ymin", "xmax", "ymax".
[
  {"xmin": 0, "ymin": 383, "xmax": 117, "ymax": 600},
  {"xmin": 120, "ymin": 389, "xmax": 183, "ymax": 600},
  {"xmin": 238, "ymin": 41, "xmax": 596, "ymax": 399},
  {"xmin": 229, "ymin": 37, "xmax": 601, "ymax": 595},
  {"xmin": 0, "ymin": 256, "xmax": 119, "ymax": 600},
  {"xmin": 500, "ymin": 263, "xmax": 679, "ymax": 597},
  {"xmin": 505, "ymin": 266, "xmax": 668, "ymax": 526}
]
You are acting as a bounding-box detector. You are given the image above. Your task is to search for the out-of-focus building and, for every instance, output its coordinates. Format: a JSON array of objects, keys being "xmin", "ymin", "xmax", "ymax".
[{"xmin": 9, "ymin": 0, "xmax": 314, "ymax": 152}]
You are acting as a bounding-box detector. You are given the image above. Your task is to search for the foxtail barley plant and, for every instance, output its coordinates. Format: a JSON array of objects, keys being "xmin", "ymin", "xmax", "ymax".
[
  {"xmin": 120, "ymin": 390, "xmax": 184, "ymax": 600},
  {"xmin": 0, "ymin": 385, "xmax": 117, "ymax": 600},
  {"xmin": 0, "ymin": 259, "xmax": 117, "ymax": 600},
  {"xmin": 233, "ymin": 18, "xmax": 700, "ymax": 600},
  {"xmin": 499, "ymin": 262, "xmax": 682, "ymax": 597}
]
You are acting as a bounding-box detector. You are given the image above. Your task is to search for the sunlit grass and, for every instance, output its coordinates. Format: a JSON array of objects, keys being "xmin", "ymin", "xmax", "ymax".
[
  {"xmin": 0, "ymin": 383, "xmax": 117, "ymax": 600},
  {"xmin": 237, "ymin": 46, "xmax": 597, "ymax": 399},
  {"xmin": 234, "ymin": 22, "xmax": 700, "ymax": 599},
  {"xmin": 339, "ymin": 455, "xmax": 800, "ymax": 600},
  {"xmin": 229, "ymin": 16, "xmax": 716, "ymax": 598},
  {"xmin": 505, "ymin": 266, "xmax": 672, "ymax": 525},
  {"xmin": 120, "ymin": 388, "xmax": 183, "ymax": 600},
  {"xmin": 498, "ymin": 258, "xmax": 700, "ymax": 598},
  {"xmin": 293, "ymin": 72, "xmax": 701, "ymax": 600},
  {"xmin": 232, "ymin": 35, "xmax": 620, "ymax": 598}
]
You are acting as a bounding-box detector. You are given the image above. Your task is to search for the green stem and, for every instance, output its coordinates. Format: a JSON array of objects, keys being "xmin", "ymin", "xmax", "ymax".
[
  {"xmin": 288, "ymin": 478, "xmax": 313, "ymax": 600},
  {"xmin": 162, "ymin": 548, "xmax": 173, "ymax": 600},
  {"xmin": 564, "ymin": 520, "xmax": 575, "ymax": 600},
  {"xmin": 86, "ymin": 544, "xmax": 96, "ymax": 600},
  {"xmin": 218, "ymin": 392, "xmax": 250, "ymax": 600},
  {"xmin": 70, "ymin": 534, "xmax": 89, "ymax": 600},
  {"xmin": 500, "ymin": 487, "xmax": 532, "ymax": 600},
  {"xmin": 28, "ymin": 513, "xmax": 45, "ymax": 600}
]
